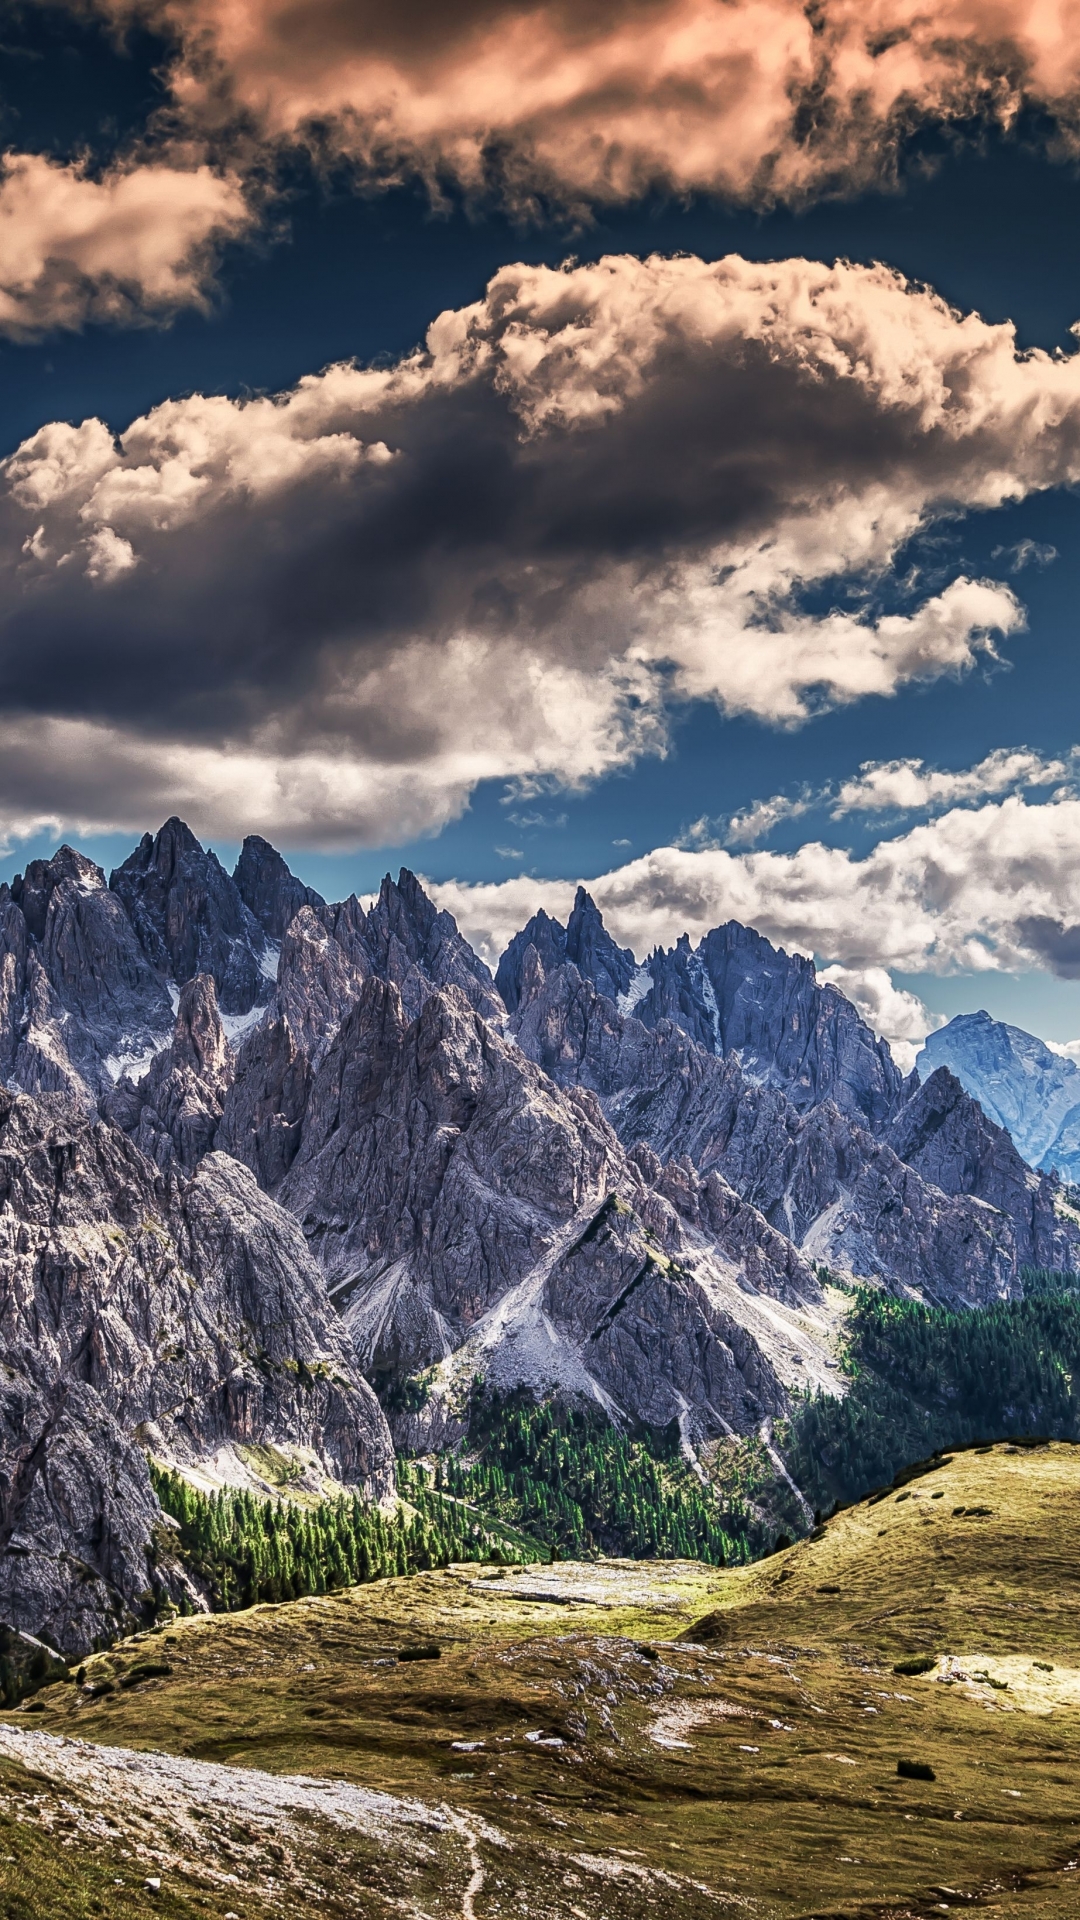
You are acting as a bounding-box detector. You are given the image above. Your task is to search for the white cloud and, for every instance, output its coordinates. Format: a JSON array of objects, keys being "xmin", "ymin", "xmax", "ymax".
[
  {"xmin": 430, "ymin": 792, "xmax": 1080, "ymax": 984},
  {"xmin": 719, "ymin": 744, "xmax": 1077, "ymax": 848},
  {"xmin": 832, "ymin": 746, "xmax": 1075, "ymax": 816},
  {"xmin": 723, "ymin": 790, "xmax": 817, "ymax": 847},
  {"xmin": 84, "ymin": 527, "xmax": 138, "ymax": 583},
  {"xmin": 0, "ymin": 151, "xmax": 250, "ymax": 338},
  {"xmin": 1048, "ymin": 1039, "xmax": 1080, "ymax": 1064}
]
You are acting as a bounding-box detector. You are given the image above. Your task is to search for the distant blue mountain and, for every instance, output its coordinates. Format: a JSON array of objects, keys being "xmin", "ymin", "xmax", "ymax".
[{"xmin": 919, "ymin": 1011, "xmax": 1080, "ymax": 1182}]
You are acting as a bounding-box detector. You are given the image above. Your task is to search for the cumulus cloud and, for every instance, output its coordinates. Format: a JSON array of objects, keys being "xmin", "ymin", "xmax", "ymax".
[
  {"xmin": 832, "ymin": 746, "xmax": 1075, "ymax": 816},
  {"xmin": 1048, "ymin": 1038, "xmax": 1080, "ymax": 1064},
  {"xmin": 0, "ymin": 151, "xmax": 250, "ymax": 338},
  {"xmin": 430, "ymin": 793, "xmax": 1080, "ymax": 986},
  {"xmin": 90, "ymin": 1, "xmax": 1080, "ymax": 212},
  {"xmin": 5, "ymin": 251, "xmax": 1080, "ymax": 844}
]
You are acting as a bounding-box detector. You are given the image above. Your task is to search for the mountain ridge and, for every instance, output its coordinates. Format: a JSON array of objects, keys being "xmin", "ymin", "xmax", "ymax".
[{"xmin": 0, "ymin": 817, "xmax": 1076, "ymax": 1650}]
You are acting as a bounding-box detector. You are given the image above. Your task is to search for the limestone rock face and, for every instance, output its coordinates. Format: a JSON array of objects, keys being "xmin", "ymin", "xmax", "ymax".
[
  {"xmin": 0, "ymin": 849, "xmax": 174, "ymax": 1106},
  {"xmin": 110, "ymin": 817, "xmax": 271, "ymax": 1014},
  {"xmin": 884, "ymin": 1066, "xmax": 1075, "ymax": 1272},
  {"xmin": 508, "ymin": 955, "xmax": 1054, "ymax": 1305},
  {"xmin": 499, "ymin": 900, "xmax": 903, "ymax": 1128},
  {"xmin": 233, "ymin": 834, "xmax": 325, "ymax": 941},
  {"xmin": 279, "ymin": 977, "xmax": 624, "ymax": 1346},
  {"xmin": 12, "ymin": 847, "xmax": 172, "ymax": 1059},
  {"xmin": 219, "ymin": 877, "xmax": 502, "ymax": 1186},
  {"xmin": 359, "ymin": 869, "xmax": 505, "ymax": 1025},
  {"xmin": 0, "ymin": 1090, "xmax": 393, "ymax": 1653},
  {"xmin": 497, "ymin": 889, "xmax": 637, "ymax": 1012},
  {"xmin": 120, "ymin": 975, "xmax": 234, "ymax": 1174},
  {"xmin": 271, "ymin": 975, "xmax": 830, "ymax": 1446},
  {"xmin": 219, "ymin": 905, "xmax": 371, "ymax": 1187},
  {"xmin": 0, "ymin": 898, "xmax": 94, "ymax": 1110}
]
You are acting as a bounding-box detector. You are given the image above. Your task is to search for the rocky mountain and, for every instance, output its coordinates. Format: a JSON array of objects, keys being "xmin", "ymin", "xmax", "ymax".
[
  {"xmin": 504, "ymin": 946, "xmax": 1069, "ymax": 1304},
  {"xmin": 919, "ymin": 1009, "xmax": 1080, "ymax": 1183},
  {"xmin": 0, "ymin": 1087, "xmax": 393, "ymax": 1654},
  {"xmin": 0, "ymin": 816, "xmax": 1077, "ymax": 1651},
  {"xmin": 110, "ymin": 818, "xmax": 276, "ymax": 1017},
  {"xmin": 233, "ymin": 834, "xmax": 325, "ymax": 941},
  {"xmin": 269, "ymin": 974, "xmax": 830, "ymax": 1452},
  {"xmin": 501, "ymin": 890, "xmax": 903, "ymax": 1128}
]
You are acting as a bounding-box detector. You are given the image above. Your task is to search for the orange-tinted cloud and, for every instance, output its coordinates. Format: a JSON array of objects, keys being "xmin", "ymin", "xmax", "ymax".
[
  {"xmin": 0, "ymin": 151, "xmax": 250, "ymax": 338},
  {"xmin": 99, "ymin": 1, "xmax": 1080, "ymax": 206}
]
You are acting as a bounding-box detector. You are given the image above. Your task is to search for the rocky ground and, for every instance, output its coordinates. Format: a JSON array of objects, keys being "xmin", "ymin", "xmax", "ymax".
[{"xmin": 2, "ymin": 1443, "xmax": 1079, "ymax": 1918}]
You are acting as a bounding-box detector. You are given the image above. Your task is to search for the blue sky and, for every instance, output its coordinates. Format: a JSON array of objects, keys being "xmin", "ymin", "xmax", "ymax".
[{"xmin": 7, "ymin": 4, "xmax": 1080, "ymax": 1050}]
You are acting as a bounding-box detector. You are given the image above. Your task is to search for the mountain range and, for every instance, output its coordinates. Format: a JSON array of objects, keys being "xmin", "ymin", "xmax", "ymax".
[{"xmin": 1, "ymin": 818, "xmax": 1076, "ymax": 1654}]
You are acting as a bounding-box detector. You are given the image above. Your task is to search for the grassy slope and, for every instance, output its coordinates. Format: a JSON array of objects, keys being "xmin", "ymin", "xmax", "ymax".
[{"xmin": 1, "ymin": 1443, "xmax": 1079, "ymax": 1917}]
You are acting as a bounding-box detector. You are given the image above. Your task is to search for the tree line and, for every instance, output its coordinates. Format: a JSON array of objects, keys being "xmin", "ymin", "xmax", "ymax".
[
  {"xmin": 432, "ymin": 1392, "xmax": 751, "ymax": 1565},
  {"xmin": 150, "ymin": 1462, "xmax": 543, "ymax": 1612},
  {"xmin": 782, "ymin": 1269, "xmax": 1080, "ymax": 1514}
]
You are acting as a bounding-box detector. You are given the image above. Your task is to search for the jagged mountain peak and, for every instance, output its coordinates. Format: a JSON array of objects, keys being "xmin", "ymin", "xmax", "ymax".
[
  {"xmin": 10, "ymin": 844, "xmax": 108, "ymax": 943},
  {"xmin": 111, "ymin": 817, "xmax": 271, "ymax": 1016},
  {"xmin": 497, "ymin": 890, "xmax": 636, "ymax": 1012},
  {"xmin": 363, "ymin": 866, "xmax": 503, "ymax": 1024},
  {"xmin": 233, "ymin": 834, "xmax": 325, "ymax": 940},
  {"xmin": 497, "ymin": 893, "xmax": 902, "ymax": 1127}
]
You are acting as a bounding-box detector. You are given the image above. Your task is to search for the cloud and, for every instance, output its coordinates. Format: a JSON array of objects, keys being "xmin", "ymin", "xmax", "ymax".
[
  {"xmin": 89, "ymin": 2, "xmax": 1080, "ymax": 213},
  {"xmin": 832, "ymin": 746, "xmax": 1075, "ymax": 816},
  {"xmin": 1048, "ymin": 1038, "xmax": 1080, "ymax": 1064},
  {"xmin": 992, "ymin": 538, "xmax": 1059, "ymax": 572},
  {"xmin": 430, "ymin": 792, "xmax": 1080, "ymax": 985},
  {"xmin": 723, "ymin": 789, "xmax": 817, "ymax": 847},
  {"xmin": 815, "ymin": 963, "xmax": 943, "ymax": 1074},
  {"xmin": 719, "ymin": 745, "xmax": 1076, "ymax": 847},
  {"xmin": 0, "ymin": 151, "xmax": 251, "ymax": 338},
  {"xmin": 5, "ymin": 250, "xmax": 1080, "ymax": 843}
]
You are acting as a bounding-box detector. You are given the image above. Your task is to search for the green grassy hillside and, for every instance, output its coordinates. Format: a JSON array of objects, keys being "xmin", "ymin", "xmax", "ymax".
[{"xmin": 2, "ymin": 1440, "xmax": 1079, "ymax": 1917}]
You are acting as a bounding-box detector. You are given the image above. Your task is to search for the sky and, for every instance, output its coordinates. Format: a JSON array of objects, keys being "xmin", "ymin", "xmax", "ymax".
[{"xmin": 9, "ymin": 6, "xmax": 1080, "ymax": 1062}]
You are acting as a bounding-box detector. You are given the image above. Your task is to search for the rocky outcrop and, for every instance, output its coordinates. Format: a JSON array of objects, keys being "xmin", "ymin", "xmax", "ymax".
[
  {"xmin": 884, "ymin": 1066, "xmax": 1076, "ymax": 1273},
  {"xmin": 279, "ymin": 977, "xmax": 625, "ymax": 1342},
  {"xmin": 219, "ymin": 879, "xmax": 503, "ymax": 1187},
  {"xmin": 114, "ymin": 974, "xmax": 234, "ymax": 1174},
  {"xmin": 271, "ymin": 975, "xmax": 834, "ymax": 1446},
  {"xmin": 0, "ymin": 896, "xmax": 94, "ymax": 1110},
  {"xmin": 12, "ymin": 847, "xmax": 173, "ymax": 1064},
  {"xmin": 359, "ymin": 869, "xmax": 505, "ymax": 1025},
  {"xmin": 0, "ymin": 1089, "xmax": 394, "ymax": 1653},
  {"xmin": 0, "ymin": 849, "xmax": 174, "ymax": 1106},
  {"xmin": 217, "ymin": 905, "xmax": 371, "ymax": 1188},
  {"xmin": 233, "ymin": 834, "xmax": 325, "ymax": 941},
  {"xmin": 497, "ymin": 889, "xmax": 637, "ymax": 1012},
  {"xmin": 110, "ymin": 818, "xmax": 272, "ymax": 1015}
]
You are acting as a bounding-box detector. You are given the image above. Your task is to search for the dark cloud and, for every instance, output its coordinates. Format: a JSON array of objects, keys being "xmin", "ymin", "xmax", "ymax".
[
  {"xmin": 0, "ymin": 250, "xmax": 1067, "ymax": 840},
  {"xmin": 1016, "ymin": 916, "xmax": 1080, "ymax": 979}
]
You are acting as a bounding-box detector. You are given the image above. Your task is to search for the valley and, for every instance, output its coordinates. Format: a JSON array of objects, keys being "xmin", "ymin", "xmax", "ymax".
[{"xmin": 2, "ymin": 1443, "xmax": 1079, "ymax": 1918}]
